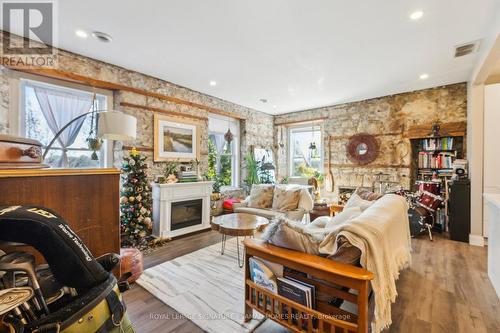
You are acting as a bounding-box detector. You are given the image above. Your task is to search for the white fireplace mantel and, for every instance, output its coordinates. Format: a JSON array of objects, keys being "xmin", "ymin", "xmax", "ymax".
[{"xmin": 152, "ymin": 181, "xmax": 214, "ymax": 238}]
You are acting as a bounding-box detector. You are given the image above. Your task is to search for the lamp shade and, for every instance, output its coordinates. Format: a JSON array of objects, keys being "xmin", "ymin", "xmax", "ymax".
[{"xmin": 97, "ymin": 111, "xmax": 137, "ymax": 141}]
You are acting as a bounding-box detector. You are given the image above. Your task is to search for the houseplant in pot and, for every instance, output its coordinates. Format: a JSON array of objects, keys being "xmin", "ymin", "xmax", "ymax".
[{"xmin": 244, "ymin": 152, "xmax": 260, "ymax": 194}]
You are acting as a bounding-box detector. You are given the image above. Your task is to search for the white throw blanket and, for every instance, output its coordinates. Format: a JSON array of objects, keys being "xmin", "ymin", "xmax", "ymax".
[{"xmin": 318, "ymin": 194, "xmax": 412, "ymax": 333}]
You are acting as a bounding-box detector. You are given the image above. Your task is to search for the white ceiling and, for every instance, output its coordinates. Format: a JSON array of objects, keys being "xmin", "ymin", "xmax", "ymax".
[{"xmin": 49, "ymin": 1, "xmax": 500, "ymax": 114}]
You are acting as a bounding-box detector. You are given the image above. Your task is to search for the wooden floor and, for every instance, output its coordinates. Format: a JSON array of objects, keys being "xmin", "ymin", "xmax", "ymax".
[{"xmin": 124, "ymin": 230, "xmax": 500, "ymax": 333}]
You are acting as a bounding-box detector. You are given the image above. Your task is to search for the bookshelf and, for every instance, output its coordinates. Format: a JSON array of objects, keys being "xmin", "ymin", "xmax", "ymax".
[
  {"xmin": 410, "ymin": 136, "xmax": 464, "ymax": 233},
  {"xmin": 410, "ymin": 136, "xmax": 464, "ymax": 189}
]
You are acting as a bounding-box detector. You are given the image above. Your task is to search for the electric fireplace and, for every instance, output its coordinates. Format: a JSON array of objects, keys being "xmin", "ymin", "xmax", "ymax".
[{"xmin": 152, "ymin": 181, "xmax": 213, "ymax": 238}]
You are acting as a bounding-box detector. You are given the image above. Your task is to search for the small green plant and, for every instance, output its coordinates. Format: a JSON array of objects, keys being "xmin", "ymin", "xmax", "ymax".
[
  {"xmin": 212, "ymin": 175, "xmax": 223, "ymax": 193},
  {"xmin": 86, "ymin": 137, "xmax": 102, "ymax": 160},
  {"xmin": 164, "ymin": 160, "xmax": 179, "ymax": 177},
  {"xmin": 296, "ymin": 163, "xmax": 324, "ymax": 186},
  {"xmin": 244, "ymin": 153, "xmax": 260, "ymax": 193},
  {"xmin": 280, "ymin": 176, "xmax": 289, "ymax": 184}
]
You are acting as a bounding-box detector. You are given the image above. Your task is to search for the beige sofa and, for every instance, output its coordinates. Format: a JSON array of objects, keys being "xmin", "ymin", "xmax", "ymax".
[{"xmin": 233, "ymin": 185, "xmax": 314, "ymax": 221}]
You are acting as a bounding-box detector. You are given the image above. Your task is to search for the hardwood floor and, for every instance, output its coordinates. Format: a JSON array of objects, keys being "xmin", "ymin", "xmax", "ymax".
[{"xmin": 123, "ymin": 230, "xmax": 500, "ymax": 333}]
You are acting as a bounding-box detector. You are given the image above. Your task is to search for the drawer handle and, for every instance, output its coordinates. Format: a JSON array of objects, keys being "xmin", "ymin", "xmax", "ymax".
[{"xmin": 22, "ymin": 146, "xmax": 42, "ymax": 159}]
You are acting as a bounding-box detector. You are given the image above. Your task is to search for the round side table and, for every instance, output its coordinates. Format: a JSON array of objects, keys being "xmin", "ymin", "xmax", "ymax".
[{"xmin": 212, "ymin": 213, "xmax": 269, "ymax": 267}]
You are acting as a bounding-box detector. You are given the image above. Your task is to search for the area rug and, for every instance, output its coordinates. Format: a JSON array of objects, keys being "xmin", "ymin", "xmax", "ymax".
[{"xmin": 136, "ymin": 237, "xmax": 265, "ymax": 333}]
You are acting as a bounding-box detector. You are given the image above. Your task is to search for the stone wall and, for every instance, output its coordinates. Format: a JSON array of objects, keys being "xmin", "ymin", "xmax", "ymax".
[
  {"xmin": 0, "ymin": 34, "xmax": 274, "ymax": 184},
  {"xmin": 273, "ymin": 83, "xmax": 467, "ymax": 194}
]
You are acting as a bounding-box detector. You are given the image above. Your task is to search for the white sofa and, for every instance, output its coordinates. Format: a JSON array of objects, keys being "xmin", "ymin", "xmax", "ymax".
[{"xmin": 233, "ymin": 185, "xmax": 314, "ymax": 221}]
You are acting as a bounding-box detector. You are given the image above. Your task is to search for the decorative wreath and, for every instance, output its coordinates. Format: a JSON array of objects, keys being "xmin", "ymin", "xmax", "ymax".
[{"xmin": 346, "ymin": 133, "xmax": 379, "ymax": 165}]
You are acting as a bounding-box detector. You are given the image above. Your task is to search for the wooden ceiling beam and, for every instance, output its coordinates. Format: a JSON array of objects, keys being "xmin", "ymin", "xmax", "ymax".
[
  {"xmin": 10, "ymin": 67, "xmax": 246, "ymax": 120},
  {"xmin": 120, "ymin": 102, "xmax": 208, "ymax": 122}
]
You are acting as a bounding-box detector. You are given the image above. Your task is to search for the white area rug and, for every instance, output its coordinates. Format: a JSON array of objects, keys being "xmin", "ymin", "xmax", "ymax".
[{"xmin": 136, "ymin": 237, "xmax": 264, "ymax": 333}]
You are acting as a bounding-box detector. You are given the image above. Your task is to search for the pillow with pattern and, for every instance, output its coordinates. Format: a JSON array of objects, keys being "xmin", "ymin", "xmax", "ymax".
[
  {"xmin": 272, "ymin": 185, "xmax": 301, "ymax": 211},
  {"xmin": 248, "ymin": 184, "xmax": 275, "ymax": 208}
]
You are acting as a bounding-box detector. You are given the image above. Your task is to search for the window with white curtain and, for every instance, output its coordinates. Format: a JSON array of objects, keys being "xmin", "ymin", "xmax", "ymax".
[
  {"xmin": 207, "ymin": 114, "xmax": 240, "ymax": 187},
  {"xmin": 289, "ymin": 124, "xmax": 323, "ymax": 177},
  {"xmin": 20, "ymin": 79, "xmax": 108, "ymax": 168}
]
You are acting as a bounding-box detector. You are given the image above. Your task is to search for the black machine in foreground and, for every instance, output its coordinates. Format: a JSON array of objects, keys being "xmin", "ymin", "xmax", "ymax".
[{"xmin": 0, "ymin": 205, "xmax": 135, "ymax": 333}]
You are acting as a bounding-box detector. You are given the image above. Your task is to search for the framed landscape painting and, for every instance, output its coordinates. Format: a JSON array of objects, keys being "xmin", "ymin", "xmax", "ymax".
[{"xmin": 154, "ymin": 114, "xmax": 201, "ymax": 162}]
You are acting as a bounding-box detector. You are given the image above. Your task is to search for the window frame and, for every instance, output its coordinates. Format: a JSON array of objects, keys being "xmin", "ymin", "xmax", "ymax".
[
  {"xmin": 288, "ymin": 123, "xmax": 324, "ymax": 178},
  {"xmin": 10, "ymin": 71, "xmax": 114, "ymax": 168},
  {"xmin": 208, "ymin": 114, "xmax": 240, "ymax": 187}
]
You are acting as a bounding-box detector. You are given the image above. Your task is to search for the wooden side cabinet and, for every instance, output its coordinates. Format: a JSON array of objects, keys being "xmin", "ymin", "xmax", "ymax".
[{"xmin": 0, "ymin": 168, "xmax": 121, "ymax": 262}]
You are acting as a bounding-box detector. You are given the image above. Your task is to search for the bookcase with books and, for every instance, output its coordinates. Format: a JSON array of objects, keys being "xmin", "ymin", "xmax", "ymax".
[{"xmin": 410, "ymin": 135, "xmax": 464, "ymax": 189}]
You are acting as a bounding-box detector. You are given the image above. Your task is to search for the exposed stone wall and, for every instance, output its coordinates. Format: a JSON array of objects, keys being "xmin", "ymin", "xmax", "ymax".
[
  {"xmin": 0, "ymin": 37, "xmax": 274, "ymax": 184},
  {"xmin": 273, "ymin": 83, "xmax": 467, "ymax": 194}
]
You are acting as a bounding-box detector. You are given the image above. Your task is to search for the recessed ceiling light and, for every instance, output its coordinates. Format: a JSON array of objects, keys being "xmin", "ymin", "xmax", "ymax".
[
  {"xmin": 92, "ymin": 31, "xmax": 113, "ymax": 43},
  {"xmin": 410, "ymin": 10, "xmax": 424, "ymax": 20},
  {"xmin": 419, "ymin": 73, "xmax": 429, "ymax": 80},
  {"xmin": 209, "ymin": 80, "xmax": 217, "ymax": 86},
  {"xmin": 259, "ymin": 98, "xmax": 268, "ymax": 103},
  {"xmin": 75, "ymin": 30, "xmax": 88, "ymax": 38},
  {"xmin": 273, "ymin": 105, "xmax": 277, "ymax": 109}
]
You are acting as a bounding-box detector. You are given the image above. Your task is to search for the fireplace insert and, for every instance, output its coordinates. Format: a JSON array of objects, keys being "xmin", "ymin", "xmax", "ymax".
[{"xmin": 171, "ymin": 199, "xmax": 203, "ymax": 231}]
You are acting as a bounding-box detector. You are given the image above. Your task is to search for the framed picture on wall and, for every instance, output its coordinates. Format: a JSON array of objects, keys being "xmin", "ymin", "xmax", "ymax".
[{"xmin": 154, "ymin": 114, "xmax": 201, "ymax": 161}]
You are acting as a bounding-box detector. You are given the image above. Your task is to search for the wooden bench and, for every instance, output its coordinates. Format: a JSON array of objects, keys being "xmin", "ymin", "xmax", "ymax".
[{"xmin": 243, "ymin": 239, "xmax": 374, "ymax": 333}]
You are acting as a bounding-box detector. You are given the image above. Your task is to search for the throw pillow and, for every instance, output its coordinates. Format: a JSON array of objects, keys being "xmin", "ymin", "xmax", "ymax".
[
  {"xmin": 272, "ymin": 185, "xmax": 301, "ymax": 211},
  {"xmin": 327, "ymin": 236, "xmax": 362, "ymax": 265},
  {"xmin": 354, "ymin": 188, "xmax": 383, "ymax": 201},
  {"xmin": 344, "ymin": 193, "xmax": 374, "ymax": 211},
  {"xmin": 262, "ymin": 216, "xmax": 322, "ymax": 254},
  {"xmin": 325, "ymin": 207, "xmax": 362, "ymax": 228},
  {"xmin": 248, "ymin": 184, "xmax": 275, "ymax": 208}
]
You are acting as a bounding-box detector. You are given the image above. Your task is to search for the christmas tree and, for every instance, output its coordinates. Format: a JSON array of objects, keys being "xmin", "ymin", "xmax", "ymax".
[{"xmin": 120, "ymin": 147, "xmax": 153, "ymax": 249}]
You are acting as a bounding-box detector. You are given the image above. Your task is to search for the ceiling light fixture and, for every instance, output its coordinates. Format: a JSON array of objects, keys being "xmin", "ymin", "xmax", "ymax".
[
  {"xmin": 75, "ymin": 30, "xmax": 88, "ymax": 38},
  {"xmin": 92, "ymin": 31, "xmax": 113, "ymax": 43},
  {"xmin": 259, "ymin": 98, "xmax": 268, "ymax": 103},
  {"xmin": 410, "ymin": 10, "xmax": 424, "ymax": 20},
  {"xmin": 273, "ymin": 105, "xmax": 277, "ymax": 109},
  {"xmin": 209, "ymin": 80, "xmax": 217, "ymax": 86},
  {"xmin": 419, "ymin": 73, "xmax": 429, "ymax": 80}
]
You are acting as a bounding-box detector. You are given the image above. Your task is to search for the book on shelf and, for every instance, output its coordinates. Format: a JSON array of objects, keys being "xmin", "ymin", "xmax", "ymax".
[
  {"xmin": 421, "ymin": 137, "xmax": 454, "ymax": 151},
  {"xmin": 418, "ymin": 151, "xmax": 455, "ymax": 169},
  {"xmin": 178, "ymin": 177, "xmax": 198, "ymax": 183},
  {"xmin": 249, "ymin": 257, "xmax": 278, "ymax": 311},
  {"xmin": 249, "ymin": 257, "xmax": 278, "ymax": 293},
  {"xmin": 178, "ymin": 171, "xmax": 199, "ymax": 182},
  {"xmin": 278, "ymin": 277, "xmax": 316, "ymax": 330},
  {"xmin": 286, "ymin": 277, "xmax": 316, "ymax": 309},
  {"xmin": 277, "ymin": 277, "xmax": 315, "ymax": 309}
]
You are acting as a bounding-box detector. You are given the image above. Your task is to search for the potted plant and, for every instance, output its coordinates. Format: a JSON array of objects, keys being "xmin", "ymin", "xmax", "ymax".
[
  {"xmin": 86, "ymin": 137, "xmax": 102, "ymax": 160},
  {"xmin": 164, "ymin": 160, "xmax": 179, "ymax": 184},
  {"xmin": 210, "ymin": 175, "xmax": 223, "ymax": 201},
  {"xmin": 244, "ymin": 153, "xmax": 260, "ymax": 194}
]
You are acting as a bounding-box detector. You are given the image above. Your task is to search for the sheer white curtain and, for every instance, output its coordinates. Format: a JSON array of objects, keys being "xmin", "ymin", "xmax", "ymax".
[
  {"xmin": 33, "ymin": 85, "xmax": 93, "ymax": 167},
  {"xmin": 211, "ymin": 134, "xmax": 226, "ymax": 173}
]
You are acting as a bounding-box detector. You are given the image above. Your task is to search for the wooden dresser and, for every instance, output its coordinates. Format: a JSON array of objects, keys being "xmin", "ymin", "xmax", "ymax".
[{"xmin": 0, "ymin": 168, "xmax": 121, "ymax": 262}]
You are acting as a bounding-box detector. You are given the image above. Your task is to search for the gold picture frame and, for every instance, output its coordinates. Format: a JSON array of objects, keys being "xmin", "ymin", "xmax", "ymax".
[{"xmin": 153, "ymin": 114, "xmax": 201, "ymax": 162}]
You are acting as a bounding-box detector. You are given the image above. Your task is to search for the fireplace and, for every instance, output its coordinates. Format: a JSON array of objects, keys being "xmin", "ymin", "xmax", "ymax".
[
  {"xmin": 171, "ymin": 199, "xmax": 203, "ymax": 231},
  {"xmin": 152, "ymin": 181, "xmax": 213, "ymax": 238}
]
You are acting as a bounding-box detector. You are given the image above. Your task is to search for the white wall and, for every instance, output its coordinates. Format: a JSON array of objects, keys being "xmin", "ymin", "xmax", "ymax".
[{"xmin": 484, "ymin": 83, "xmax": 500, "ymax": 236}]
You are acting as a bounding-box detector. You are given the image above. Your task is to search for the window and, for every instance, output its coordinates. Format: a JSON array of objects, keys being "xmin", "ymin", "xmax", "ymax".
[
  {"xmin": 207, "ymin": 115, "xmax": 240, "ymax": 187},
  {"xmin": 289, "ymin": 125, "xmax": 323, "ymax": 177},
  {"xmin": 20, "ymin": 79, "xmax": 109, "ymax": 168}
]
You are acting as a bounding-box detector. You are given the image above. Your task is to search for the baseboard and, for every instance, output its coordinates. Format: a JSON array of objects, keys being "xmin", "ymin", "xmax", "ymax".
[{"xmin": 469, "ymin": 234, "xmax": 485, "ymax": 247}]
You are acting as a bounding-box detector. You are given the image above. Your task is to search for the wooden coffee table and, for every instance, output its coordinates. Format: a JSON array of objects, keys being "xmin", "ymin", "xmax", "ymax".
[{"xmin": 211, "ymin": 213, "xmax": 269, "ymax": 267}]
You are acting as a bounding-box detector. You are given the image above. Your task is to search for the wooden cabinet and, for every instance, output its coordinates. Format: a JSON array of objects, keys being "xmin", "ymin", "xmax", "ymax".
[{"xmin": 0, "ymin": 168, "xmax": 121, "ymax": 262}]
